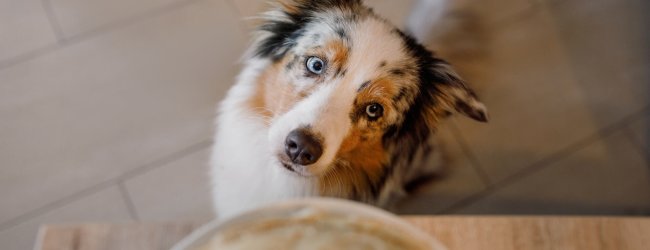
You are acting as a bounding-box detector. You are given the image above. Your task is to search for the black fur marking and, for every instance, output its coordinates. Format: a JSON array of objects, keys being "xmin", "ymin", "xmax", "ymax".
[
  {"xmin": 371, "ymin": 171, "xmax": 386, "ymax": 199},
  {"xmin": 285, "ymin": 55, "xmax": 299, "ymax": 71},
  {"xmin": 372, "ymin": 163, "xmax": 392, "ymax": 198},
  {"xmin": 390, "ymin": 68, "xmax": 405, "ymax": 76},
  {"xmin": 256, "ymin": 20, "xmax": 306, "ymax": 61},
  {"xmin": 348, "ymin": 184, "xmax": 360, "ymax": 201},
  {"xmin": 335, "ymin": 27, "xmax": 348, "ymax": 40},
  {"xmin": 392, "ymin": 87, "xmax": 408, "ymax": 101},
  {"xmin": 255, "ymin": 0, "xmax": 362, "ymax": 61},
  {"xmin": 357, "ymin": 80, "xmax": 371, "ymax": 92},
  {"xmin": 378, "ymin": 61, "xmax": 387, "ymax": 68},
  {"xmin": 404, "ymin": 173, "xmax": 440, "ymax": 193},
  {"xmin": 456, "ymin": 100, "xmax": 488, "ymax": 122},
  {"xmin": 334, "ymin": 66, "xmax": 348, "ymax": 78},
  {"xmin": 381, "ymin": 29, "xmax": 455, "ymax": 189},
  {"xmin": 349, "ymin": 101, "xmax": 363, "ymax": 123},
  {"xmin": 339, "ymin": 68, "xmax": 347, "ymax": 77}
]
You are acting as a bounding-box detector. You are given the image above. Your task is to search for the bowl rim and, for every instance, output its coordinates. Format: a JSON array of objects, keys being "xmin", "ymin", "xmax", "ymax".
[{"xmin": 171, "ymin": 198, "xmax": 446, "ymax": 250}]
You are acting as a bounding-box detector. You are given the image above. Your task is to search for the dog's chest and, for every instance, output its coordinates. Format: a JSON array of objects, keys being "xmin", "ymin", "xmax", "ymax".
[{"xmin": 210, "ymin": 98, "xmax": 320, "ymax": 217}]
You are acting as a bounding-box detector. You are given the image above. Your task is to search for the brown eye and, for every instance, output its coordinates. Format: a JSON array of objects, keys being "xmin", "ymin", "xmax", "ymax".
[{"xmin": 365, "ymin": 103, "xmax": 383, "ymax": 120}]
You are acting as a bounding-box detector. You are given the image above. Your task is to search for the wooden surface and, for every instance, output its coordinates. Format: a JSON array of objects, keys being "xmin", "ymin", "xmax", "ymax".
[
  {"xmin": 36, "ymin": 223, "xmax": 200, "ymax": 250},
  {"xmin": 405, "ymin": 216, "xmax": 650, "ymax": 250},
  {"xmin": 38, "ymin": 216, "xmax": 650, "ymax": 250}
]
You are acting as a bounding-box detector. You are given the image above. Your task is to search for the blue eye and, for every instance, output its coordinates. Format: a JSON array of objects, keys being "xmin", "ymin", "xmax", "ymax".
[{"xmin": 306, "ymin": 57, "xmax": 325, "ymax": 74}]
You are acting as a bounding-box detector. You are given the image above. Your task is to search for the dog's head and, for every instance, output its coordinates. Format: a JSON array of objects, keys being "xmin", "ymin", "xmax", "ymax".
[{"xmin": 247, "ymin": 0, "xmax": 487, "ymax": 182}]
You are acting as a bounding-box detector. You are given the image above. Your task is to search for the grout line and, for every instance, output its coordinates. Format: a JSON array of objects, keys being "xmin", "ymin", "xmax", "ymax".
[
  {"xmin": 440, "ymin": 107, "xmax": 650, "ymax": 214},
  {"xmin": 448, "ymin": 108, "xmax": 650, "ymax": 213},
  {"xmin": 117, "ymin": 181, "xmax": 140, "ymax": 221},
  {"xmin": 440, "ymin": 133, "xmax": 603, "ymax": 214},
  {"xmin": 625, "ymin": 117, "xmax": 650, "ymax": 153},
  {"xmin": 0, "ymin": 0, "xmax": 205, "ymax": 72},
  {"xmin": 429, "ymin": 188, "xmax": 482, "ymax": 215},
  {"xmin": 119, "ymin": 140, "xmax": 213, "ymax": 181},
  {"xmin": 0, "ymin": 139, "xmax": 212, "ymax": 232},
  {"xmin": 0, "ymin": 43, "xmax": 61, "ymax": 71},
  {"xmin": 40, "ymin": 0, "xmax": 68, "ymax": 44},
  {"xmin": 60, "ymin": 0, "xmax": 204, "ymax": 45},
  {"xmin": 621, "ymin": 125, "xmax": 650, "ymax": 176},
  {"xmin": 0, "ymin": 180, "xmax": 115, "ymax": 234},
  {"xmin": 488, "ymin": 1, "xmax": 541, "ymax": 29},
  {"xmin": 447, "ymin": 119, "xmax": 492, "ymax": 187},
  {"xmin": 622, "ymin": 124, "xmax": 649, "ymax": 158}
]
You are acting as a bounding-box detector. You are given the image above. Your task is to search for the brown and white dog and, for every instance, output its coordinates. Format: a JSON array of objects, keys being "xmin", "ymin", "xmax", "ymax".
[{"xmin": 210, "ymin": 0, "xmax": 487, "ymax": 219}]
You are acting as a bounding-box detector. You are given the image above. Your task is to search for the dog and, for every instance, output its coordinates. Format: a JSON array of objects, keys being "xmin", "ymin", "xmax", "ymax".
[{"xmin": 210, "ymin": 0, "xmax": 488, "ymax": 219}]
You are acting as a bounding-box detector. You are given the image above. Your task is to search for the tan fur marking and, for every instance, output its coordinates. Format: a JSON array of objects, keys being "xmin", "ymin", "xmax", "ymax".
[
  {"xmin": 361, "ymin": 78, "xmax": 398, "ymax": 98},
  {"xmin": 325, "ymin": 40, "xmax": 349, "ymax": 69},
  {"xmin": 317, "ymin": 123, "xmax": 388, "ymax": 198},
  {"xmin": 247, "ymin": 73, "xmax": 271, "ymax": 120},
  {"xmin": 247, "ymin": 58, "xmax": 304, "ymax": 123},
  {"xmin": 318, "ymin": 134, "xmax": 387, "ymax": 200},
  {"xmin": 339, "ymin": 135, "xmax": 386, "ymax": 179},
  {"xmin": 277, "ymin": 0, "xmax": 303, "ymax": 15}
]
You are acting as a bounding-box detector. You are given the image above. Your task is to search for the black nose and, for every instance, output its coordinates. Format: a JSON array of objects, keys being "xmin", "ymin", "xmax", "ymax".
[{"xmin": 285, "ymin": 129, "xmax": 323, "ymax": 165}]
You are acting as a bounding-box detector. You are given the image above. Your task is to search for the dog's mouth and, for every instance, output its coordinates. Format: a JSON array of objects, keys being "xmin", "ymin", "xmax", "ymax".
[
  {"xmin": 281, "ymin": 162, "xmax": 295, "ymax": 172},
  {"xmin": 278, "ymin": 156, "xmax": 314, "ymax": 178}
]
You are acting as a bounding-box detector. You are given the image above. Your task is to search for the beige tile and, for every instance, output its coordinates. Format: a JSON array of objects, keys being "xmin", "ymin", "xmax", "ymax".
[
  {"xmin": 367, "ymin": 0, "xmax": 416, "ymax": 28},
  {"xmin": 48, "ymin": 0, "xmax": 183, "ymax": 37},
  {"xmin": 227, "ymin": 0, "xmax": 272, "ymax": 31},
  {"xmin": 229, "ymin": 0, "xmax": 266, "ymax": 19},
  {"xmin": 628, "ymin": 113, "xmax": 649, "ymax": 152},
  {"xmin": 449, "ymin": 0, "xmax": 650, "ymax": 184},
  {"xmin": 543, "ymin": 0, "xmax": 650, "ymax": 126},
  {"xmin": 229, "ymin": 0, "xmax": 417, "ymax": 31},
  {"xmin": 411, "ymin": 0, "xmax": 534, "ymax": 43},
  {"xmin": 396, "ymin": 122, "xmax": 488, "ymax": 214},
  {"xmin": 0, "ymin": 0, "xmax": 246, "ymax": 225},
  {"xmin": 124, "ymin": 147, "xmax": 214, "ymax": 222},
  {"xmin": 450, "ymin": 0, "xmax": 535, "ymax": 25},
  {"xmin": 448, "ymin": 7, "xmax": 601, "ymax": 183},
  {"xmin": 0, "ymin": 0, "xmax": 58, "ymax": 62},
  {"xmin": 0, "ymin": 186, "xmax": 132, "ymax": 250},
  {"xmin": 455, "ymin": 131, "xmax": 650, "ymax": 215}
]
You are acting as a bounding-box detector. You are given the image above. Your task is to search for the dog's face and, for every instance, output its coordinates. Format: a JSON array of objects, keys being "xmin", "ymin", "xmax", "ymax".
[{"xmin": 247, "ymin": 1, "xmax": 487, "ymax": 184}]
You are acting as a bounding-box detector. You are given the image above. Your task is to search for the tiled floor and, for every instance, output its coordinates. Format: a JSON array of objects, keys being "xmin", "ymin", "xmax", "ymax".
[{"xmin": 0, "ymin": 0, "xmax": 648, "ymax": 248}]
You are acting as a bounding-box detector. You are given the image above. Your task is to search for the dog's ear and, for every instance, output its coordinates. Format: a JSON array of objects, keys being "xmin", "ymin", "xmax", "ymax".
[{"xmin": 430, "ymin": 64, "xmax": 489, "ymax": 123}]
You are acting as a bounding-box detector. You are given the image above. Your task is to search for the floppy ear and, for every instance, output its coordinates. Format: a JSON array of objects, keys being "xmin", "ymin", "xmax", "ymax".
[{"xmin": 432, "ymin": 65, "xmax": 489, "ymax": 122}]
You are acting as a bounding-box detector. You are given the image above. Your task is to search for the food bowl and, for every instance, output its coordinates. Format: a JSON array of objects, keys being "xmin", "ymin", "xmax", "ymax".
[{"xmin": 172, "ymin": 198, "xmax": 446, "ymax": 250}]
